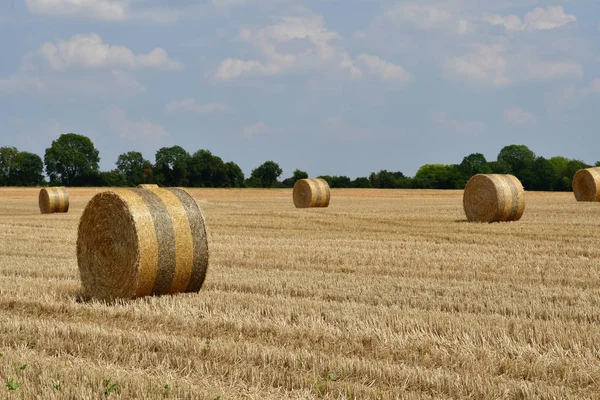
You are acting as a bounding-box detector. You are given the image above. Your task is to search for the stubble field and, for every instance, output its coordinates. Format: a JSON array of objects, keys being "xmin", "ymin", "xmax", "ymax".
[{"xmin": 0, "ymin": 187, "xmax": 599, "ymax": 399}]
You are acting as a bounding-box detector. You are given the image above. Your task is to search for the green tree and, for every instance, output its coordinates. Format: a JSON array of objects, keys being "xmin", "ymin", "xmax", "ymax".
[
  {"xmin": 488, "ymin": 160, "xmax": 512, "ymax": 174},
  {"xmin": 98, "ymin": 170, "xmax": 127, "ymax": 187},
  {"xmin": 317, "ymin": 175, "xmax": 352, "ymax": 188},
  {"xmin": 529, "ymin": 156, "xmax": 554, "ymax": 191},
  {"xmin": 458, "ymin": 153, "xmax": 492, "ymax": 180},
  {"xmin": 10, "ymin": 152, "xmax": 44, "ymax": 186},
  {"xmin": 188, "ymin": 149, "xmax": 225, "ymax": 187},
  {"xmin": 44, "ymin": 133, "xmax": 100, "ymax": 185},
  {"xmin": 369, "ymin": 170, "xmax": 411, "ymax": 188},
  {"xmin": 116, "ymin": 151, "xmax": 152, "ymax": 186},
  {"xmin": 223, "ymin": 161, "xmax": 245, "ymax": 188},
  {"xmin": 548, "ymin": 156, "xmax": 570, "ymax": 191},
  {"xmin": 595, "ymin": 161, "xmax": 600, "ymax": 167},
  {"xmin": 154, "ymin": 146, "xmax": 191, "ymax": 187},
  {"xmin": 413, "ymin": 164, "xmax": 464, "ymax": 189},
  {"xmin": 497, "ymin": 144, "xmax": 536, "ymax": 188},
  {"xmin": 247, "ymin": 160, "xmax": 282, "ymax": 188},
  {"xmin": 0, "ymin": 146, "xmax": 19, "ymax": 186},
  {"xmin": 281, "ymin": 169, "xmax": 309, "ymax": 188},
  {"xmin": 352, "ymin": 177, "xmax": 371, "ymax": 188}
]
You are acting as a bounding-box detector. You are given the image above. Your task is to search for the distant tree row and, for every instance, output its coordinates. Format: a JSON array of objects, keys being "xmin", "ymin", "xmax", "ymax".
[{"xmin": 0, "ymin": 134, "xmax": 597, "ymax": 191}]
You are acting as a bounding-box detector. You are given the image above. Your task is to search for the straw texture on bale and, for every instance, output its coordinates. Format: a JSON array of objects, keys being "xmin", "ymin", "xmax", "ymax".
[
  {"xmin": 76, "ymin": 187, "xmax": 209, "ymax": 300},
  {"xmin": 463, "ymin": 174, "xmax": 525, "ymax": 222},
  {"xmin": 39, "ymin": 187, "xmax": 69, "ymax": 214},
  {"xmin": 572, "ymin": 167, "xmax": 600, "ymax": 202},
  {"xmin": 293, "ymin": 178, "xmax": 331, "ymax": 208},
  {"xmin": 137, "ymin": 184, "xmax": 159, "ymax": 188}
]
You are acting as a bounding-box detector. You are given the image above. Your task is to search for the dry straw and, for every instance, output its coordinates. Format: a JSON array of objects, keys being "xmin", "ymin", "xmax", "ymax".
[
  {"xmin": 293, "ymin": 178, "xmax": 331, "ymax": 208},
  {"xmin": 463, "ymin": 174, "xmax": 525, "ymax": 222},
  {"xmin": 137, "ymin": 184, "xmax": 159, "ymax": 188},
  {"xmin": 39, "ymin": 187, "xmax": 69, "ymax": 214},
  {"xmin": 77, "ymin": 187, "xmax": 209, "ymax": 301},
  {"xmin": 572, "ymin": 167, "xmax": 600, "ymax": 202}
]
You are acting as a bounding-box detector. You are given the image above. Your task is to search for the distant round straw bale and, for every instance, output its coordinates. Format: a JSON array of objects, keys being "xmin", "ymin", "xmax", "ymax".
[
  {"xmin": 76, "ymin": 187, "xmax": 209, "ymax": 301},
  {"xmin": 137, "ymin": 184, "xmax": 159, "ymax": 188},
  {"xmin": 463, "ymin": 174, "xmax": 525, "ymax": 222},
  {"xmin": 39, "ymin": 187, "xmax": 69, "ymax": 214},
  {"xmin": 293, "ymin": 178, "xmax": 330, "ymax": 208},
  {"xmin": 572, "ymin": 168, "xmax": 600, "ymax": 202}
]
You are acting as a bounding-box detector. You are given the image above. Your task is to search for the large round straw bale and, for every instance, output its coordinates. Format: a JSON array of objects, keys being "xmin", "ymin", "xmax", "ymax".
[
  {"xmin": 39, "ymin": 187, "xmax": 69, "ymax": 214},
  {"xmin": 463, "ymin": 174, "xmax": 525, "ymax": 222},
  {"xmin": 293, "ymin": 178, "xmax": 330, "ymax": 208},
  {"xmin": 137, "ymin": 184, "xmax": 159, "ymax": 188},
  {"xmin": 76, "ymin": 187, "xmax": 209, "ymax": 301},
  {"xmin": 572, "ymin": 167, "xmax": 600, "ymax": 202}
]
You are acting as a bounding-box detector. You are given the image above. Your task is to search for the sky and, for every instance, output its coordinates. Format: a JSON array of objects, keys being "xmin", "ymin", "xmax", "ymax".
[{"xmin": 1, "ymin": 0, "xmax": 599, "ymax": 179}]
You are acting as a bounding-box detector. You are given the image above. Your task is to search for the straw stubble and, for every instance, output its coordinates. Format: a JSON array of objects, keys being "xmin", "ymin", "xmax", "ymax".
[{"xmin": 76, "ymin": 187, "xmax": 209, "ymax": 300}]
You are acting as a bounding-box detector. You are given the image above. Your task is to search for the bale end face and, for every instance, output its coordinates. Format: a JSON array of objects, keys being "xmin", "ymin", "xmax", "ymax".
[
  {"xmin": 572, "ymin": 168, "xmax": 600, "ymax": 202},
  {"xmin": 293, "ymin": 178, "xmax": 330, "ymax": 208},
  {"xmin": 77, "ymin": 187, "xmax": 209, "ymax": 301},
  {"xmin": 39, "ymin": 187, "xmax": 69, "ymax": 214},
  {"xmin": 463, "ymin": 174, "xmax": 525, "ymax": 222}
]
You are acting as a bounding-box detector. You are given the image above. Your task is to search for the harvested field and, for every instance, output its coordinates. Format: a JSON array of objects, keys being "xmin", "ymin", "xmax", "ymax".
[{"xmin": 0, "ymin": 188, "xmax": 599, "ymax": 399}]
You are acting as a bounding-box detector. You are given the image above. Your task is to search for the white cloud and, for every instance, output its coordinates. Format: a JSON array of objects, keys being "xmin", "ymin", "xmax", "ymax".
[
  {"xmin": 384, "ymin": 3, "xmax": 452, "ymax": 29},
  {"xmin": 504, "ymin": 107, "xmax": 535, "ymax": 123},
  {"xmin": 457, "ymin": 19, "xmax": 470, "ymax": 35},
  {"xmin": 104, "ymin": 105, "xmax": 167, "ymax": 140},
  {"xmin": 443, "ymin": 39, "xmax": 581, "ymax": 87},
  {"xmin": 1, "ymin": 71, "xmax": 145, "ymax": 97},
  {"xmin": 588, "ymin": 79, "xmax": 600, "ymax": 93},
  {"xmin": 353, "ymin": 31, "xmax": 367, "ymax": 40},
  {"xmin": 552, "ymin": 78, "xmax": 600, "ymax": 109},
  {"xmin": 39, "ymin": 33, "xmax": 182, "ymax": 71},
  {"xmin": 25, "ymin": 0, "xmax": 127, "ymax": 21},
  {"xmin": 443, "ymin": 42, "xmax": 511, "ymax": 87},
  {"xmin": 165, "ymin": 98, "xmax": 231, "ymax": 114},
  {"xmin": 382, "ymin": 3, "xmax": 473, "ymax": 35},
  {"xmin": 25, "ymin": 0, "xmax": 180, "ymax": 22},
  {"xmin": 483, "ymin": 6, "xmax": 576, "ymax": 32},
  {"xmin": 214, "ymin": 13, "xmax": 362, "ymax": 81},
  {"xmin": 525, "ymin": 61, "xmax": 582, "ymax": 80},
  {"xmin": 357, "ymin": 54, "xmax": 413, "ymax": 84},
  {"xmin": 241, "ymin": 121, "xmax": 275, "ymax": 138},
  {"xmin": 433, "ymin": 112, "xmax": 485, "ymax": 136},
  {"xmin": 0, "ymin": 74, "xmax": 46, "ymax": 94}
]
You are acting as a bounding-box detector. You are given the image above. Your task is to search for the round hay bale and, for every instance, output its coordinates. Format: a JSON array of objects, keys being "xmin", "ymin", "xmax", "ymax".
[
  {"xmin": 39, "ymin": 187, "xmax": 69, "ymax": 214},
  {"xmin": 293, "ymin": 178, "xmax": 330, "ymax": 208},
  {"xmin": 76, "ymin": 187, "xmax": 209, "ymax": 301},
  {"xmin": 463, "ymin": 174, "xmax": 525, "ymax": 222},
  {"xmin": 572, "ymin": 167, "xmax": 600, "ymax": 202},
  {"xmin": 137, "ymin": 184, "xmax": 159, "ymax": 188}
]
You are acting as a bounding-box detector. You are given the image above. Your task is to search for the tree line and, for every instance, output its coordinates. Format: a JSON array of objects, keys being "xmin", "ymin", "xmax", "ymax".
[{"xmin": 0, "ymin": 133, "xmax": 597, "ymax": 191}]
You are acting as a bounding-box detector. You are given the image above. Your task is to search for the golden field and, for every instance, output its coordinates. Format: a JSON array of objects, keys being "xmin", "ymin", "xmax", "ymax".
[{"xmin": 0, "ymin": 187, "xmax": 599, "ymax": 399}]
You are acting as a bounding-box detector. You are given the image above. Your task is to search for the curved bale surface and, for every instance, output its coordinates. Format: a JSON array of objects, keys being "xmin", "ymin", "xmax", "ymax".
[
  {"xmin": 293, "ymin": 178, "xmax": 331, "ymax": 208},
  {"xmin": 77, "ymin": 187, "xmax": 209, "ymax": 301},
  {"xmin": 463, "ymin": 174, "xmax": 525, "ymax": 222},
  {"xmin": 137, "ymin": 184, "xmax": 159, "ymax": 188},
  {"xmin": 572, "ymin": 168, "xmax": 600, "ymax": 202},
  {"xmin": 39, "ymin": 187, "xmax": 69, "ymax": 214}
]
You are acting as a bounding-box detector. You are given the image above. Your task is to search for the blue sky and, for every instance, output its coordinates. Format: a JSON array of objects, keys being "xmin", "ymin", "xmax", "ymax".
[{"xmin": 1, "ymin": 0, "xmax": 599, "ymax": 179}]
